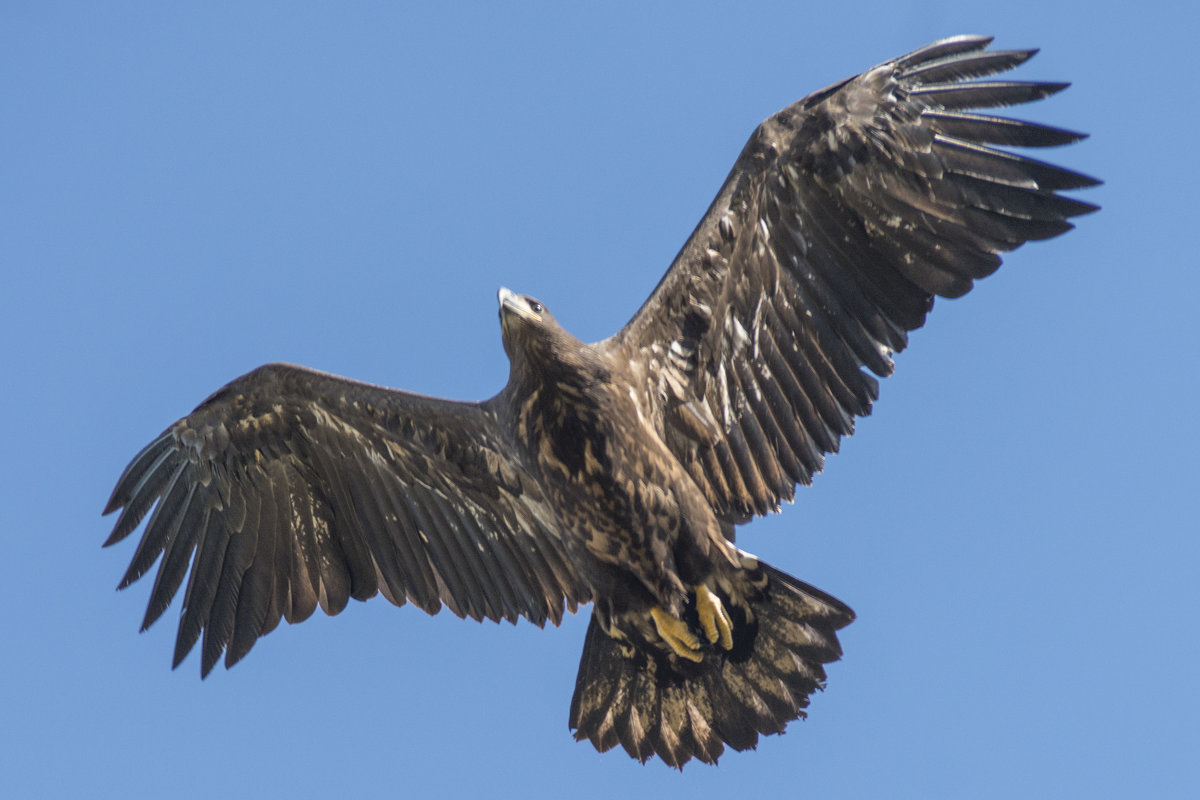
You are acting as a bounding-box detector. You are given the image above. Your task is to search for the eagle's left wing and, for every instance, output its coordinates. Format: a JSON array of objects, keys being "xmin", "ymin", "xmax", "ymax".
[
  {"xmin": 603, "ymin": 35, "xmax": 1098, "ymax": 522},
  {"xmin": 103, "ymin": 363, "xmax": 588, "ymax": 676}
]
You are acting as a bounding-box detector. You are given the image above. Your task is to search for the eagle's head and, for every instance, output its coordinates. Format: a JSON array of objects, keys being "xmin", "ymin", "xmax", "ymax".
[
  {"xmin": 498, "ymin": 285, "xmax": 559, "ymax": 358},
  {"xmin": 498, "ymin": 286, "xmax": 549, "ymax": 329},
  {"xmin": 497, "ymin": 286, "xmax": 595, "ymax": 382}
]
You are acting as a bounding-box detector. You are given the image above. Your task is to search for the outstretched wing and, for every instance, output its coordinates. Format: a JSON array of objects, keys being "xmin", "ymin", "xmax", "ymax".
[
  {"xmin": 605, "ymin": 35, "xmax": 1098, "ymax": 521},
  {"xmin": 103, "ymin": 363, "xmax": 588, "ymax": 676}
]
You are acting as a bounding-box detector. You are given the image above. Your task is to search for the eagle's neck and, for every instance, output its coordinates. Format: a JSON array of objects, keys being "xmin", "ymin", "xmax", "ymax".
[
  {"xmin": 502, "ymin": 330, "xmax": 616, "ymax": 477},
  {"xmin": 503, "ymin": 326, "xmax": 608, "ymax": 400}
]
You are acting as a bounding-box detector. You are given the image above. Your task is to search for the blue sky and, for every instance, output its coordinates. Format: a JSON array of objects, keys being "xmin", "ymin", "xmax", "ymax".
[{"xmin": 3, "ymin": 2, "xmax": 1196, "ymax": 798}]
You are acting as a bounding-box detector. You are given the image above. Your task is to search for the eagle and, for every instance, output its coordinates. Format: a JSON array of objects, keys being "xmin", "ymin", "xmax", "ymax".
[{"xmin": 103, "ymin": 36, "xmax": 1097, "ymax": 767}]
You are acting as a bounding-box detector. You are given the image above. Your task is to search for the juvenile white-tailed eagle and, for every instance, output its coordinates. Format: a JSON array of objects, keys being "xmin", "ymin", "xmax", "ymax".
[{"xmin": 103, "ymin": 36, "xmax": 1097, "ymax": 767}]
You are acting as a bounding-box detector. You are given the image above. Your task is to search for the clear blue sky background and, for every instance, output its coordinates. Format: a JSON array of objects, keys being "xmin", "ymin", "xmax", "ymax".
[{"xmin": 3, "ymin": 2, "xmax": 1196, "ymax": 798}]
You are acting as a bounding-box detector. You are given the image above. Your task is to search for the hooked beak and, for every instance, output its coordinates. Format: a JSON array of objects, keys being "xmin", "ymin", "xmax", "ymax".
[
  {"xmin": 498, "ymin": 286, "xmax": 520, "ymax": 314},
  {"xmin": 498, "ymin": 286, "xmax": 539, "ymax": 322}
]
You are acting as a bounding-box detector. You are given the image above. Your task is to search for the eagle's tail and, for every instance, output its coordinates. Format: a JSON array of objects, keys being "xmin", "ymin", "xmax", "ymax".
[{"xmin": 568, "ymin": 561, "xmax": 854, "ymax": 767}]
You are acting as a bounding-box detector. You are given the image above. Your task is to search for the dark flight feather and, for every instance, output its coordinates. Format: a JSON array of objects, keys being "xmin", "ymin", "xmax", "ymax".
[{"xmin": 104, "ymin": 35, "xmax": 1096, "ymax": 764}]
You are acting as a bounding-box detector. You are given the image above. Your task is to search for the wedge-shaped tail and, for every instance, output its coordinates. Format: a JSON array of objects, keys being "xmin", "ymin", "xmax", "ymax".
[{"xmin": 569, "ymin": 563, "xmax": 854, "ymax": 767}]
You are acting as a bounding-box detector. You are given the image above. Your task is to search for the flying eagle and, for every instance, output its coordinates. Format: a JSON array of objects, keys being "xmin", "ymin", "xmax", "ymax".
[{"xmin": 103, "ymin": 36, "xmax": 1097, "ymax": 767}]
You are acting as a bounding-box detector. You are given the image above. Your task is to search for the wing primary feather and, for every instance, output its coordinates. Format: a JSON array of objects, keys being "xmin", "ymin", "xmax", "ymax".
[
  {"xmin": 261, "ymin": 470, "xmax": 294, "ymax": 636},
  {"xmin": 899, "ymin": 49, "xmax": 1036, "ymax": 83},
  {"xmin": 173, "ymin": 508, "xmax": 225, "ymax": 670},
  {"xmin": 302, "ymin": 432, "xmax": 372, "ymax": 609},
  {"xmin": 964, "ymin": 203, "xmax": 1080, "ymax": 243},
  {"xmin": 104, "ymin": 443, "xmax": 177, "ymax": 546},
  {"xmin": 926, "ymin": 111, "xmax": 1087, "ymax": 147},
  {"xmin": 118, "ymin": 462, "xmax": 188, "ymax": 588},
  {"xmin": 222, "ymin": 471, "xmax": 248, "ymax": 534},
  {"xmin": 281, "ymin": 467, "xmax": 321, "ymax": 623},
  {"xmin": 140, "ymin": 482, "xmax": 202, "ymax": 631},
  {"xmin": 914, "ymin": 80, "xmax": 1072, "ymax": 110},
  {"xmin": 933, "ymin": 134, "xmax": 1100, "ymax": 191},
  {"xmin": 951, "ymin": 171, "xmax": 1100, "ymax": 222},
  {"xmin": 103, "ymin": 431, "xmax": 174, "ymax": 517},
  {"xmin": 892, "ymin": 35, "xmax": 992, "ymax": 70},
  {"xmin": 227, "ymin": 467, "xmax": 282, "ymax": 667},
  {"xmin": 203, "ymin": 478, "xmax": 261, "ymax": 675}
]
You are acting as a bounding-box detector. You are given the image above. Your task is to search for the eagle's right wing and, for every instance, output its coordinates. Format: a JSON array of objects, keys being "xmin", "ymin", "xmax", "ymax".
[
  {"xmin": 605, "ymin": 36, "xmax": 1098, "ymax": 522},
  {"xmin": 104, "ymin": 363, "xmax": 589, "ymax": 676}
]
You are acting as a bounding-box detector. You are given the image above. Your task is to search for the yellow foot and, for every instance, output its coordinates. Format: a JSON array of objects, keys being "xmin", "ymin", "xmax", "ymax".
[
  {"xmin": 696, "ymin": 584, "xmax": 734, "ymax": 651},
  {"xmin": 650, "ymin": 606, "xmax": 702, "ymax": 662}
]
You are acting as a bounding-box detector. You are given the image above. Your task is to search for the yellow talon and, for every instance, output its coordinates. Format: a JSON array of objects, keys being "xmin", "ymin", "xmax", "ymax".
[
  {"xmin": 696, "ymin": 584, "xmax": 734, "ymax": 651},
  {"xmin": 650, "ymin": 606, "xmax": 703, "ymax": 662}
]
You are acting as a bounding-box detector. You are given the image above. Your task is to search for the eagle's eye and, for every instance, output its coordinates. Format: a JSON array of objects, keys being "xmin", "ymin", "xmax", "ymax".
[{"xmin": 529, "ymin": 300, "xmax": 544, "ymax": 314}]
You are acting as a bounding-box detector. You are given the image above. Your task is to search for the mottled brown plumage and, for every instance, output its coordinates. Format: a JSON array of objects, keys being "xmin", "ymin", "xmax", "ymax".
[{"xmin": 103, "ymin": 36, "xmax": 1096, "ymax": 766}]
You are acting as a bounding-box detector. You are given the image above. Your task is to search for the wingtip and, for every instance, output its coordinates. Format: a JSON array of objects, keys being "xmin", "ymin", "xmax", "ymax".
[
  {"xmin": 173, "ymin": 632, "xmax": 201, "ymax": 675},
  {"xmin": 1070, "ymin": 197, "xmax": 1102, "ymax": 214},
  {"xmin": 1005, "ymin": 47, "xmax": 1040, "ymax": 67},
  {"xmin": 894, "ymin": 34, "xmax": 993, "ymax": 70},
  {"xmin": 101, "ymin": 493, "xmax": 123, "ymax": 518},
  {"xmin": 941, "ymin": 33, "xmax": 995, "ymax": 48},
  {"xmin": 1069, "ymin": 172, "xmax": 1103, "ymax": 191}
]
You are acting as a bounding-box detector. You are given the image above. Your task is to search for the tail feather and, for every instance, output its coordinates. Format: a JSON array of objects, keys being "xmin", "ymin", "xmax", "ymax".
[{"xmin": 568, "ymin": 562, "xmax": 853, "ymax": 767}]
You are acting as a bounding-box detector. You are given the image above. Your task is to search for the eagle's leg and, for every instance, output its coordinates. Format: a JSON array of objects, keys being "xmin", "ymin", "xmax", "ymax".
[
  {"xmin": 649, "ymin": 584, "xmax": 735, "ymax": 661},
  {"xmin": 695, "ymin": 583, "xmax": 734, "ymax": 651},
  {"xmin": 650, "ymin": 607, "xmax": 702, "ymax": 662}
]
